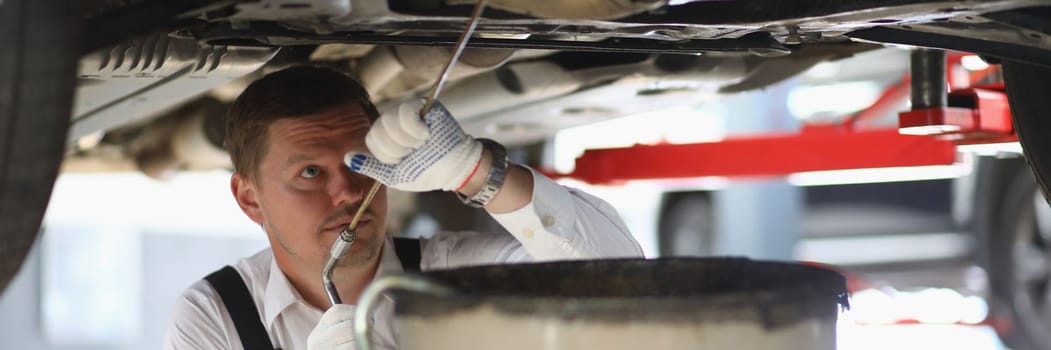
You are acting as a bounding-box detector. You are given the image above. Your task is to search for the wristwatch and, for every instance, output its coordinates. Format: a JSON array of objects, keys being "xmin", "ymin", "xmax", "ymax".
[{"xmin": 457, "ymin": 138, "xmax": 507, "ymax": 208}]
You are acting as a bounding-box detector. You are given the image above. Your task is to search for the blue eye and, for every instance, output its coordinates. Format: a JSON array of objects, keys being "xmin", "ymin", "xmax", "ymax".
[{"xmin": 300, "ymin": 166, "xmax": 321, "ymax": 179}]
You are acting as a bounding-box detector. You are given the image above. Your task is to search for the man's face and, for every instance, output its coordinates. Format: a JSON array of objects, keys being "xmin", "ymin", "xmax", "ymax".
[{"xmin": 234, "ymin": 104, "xmax": 387, "ymax": 271}]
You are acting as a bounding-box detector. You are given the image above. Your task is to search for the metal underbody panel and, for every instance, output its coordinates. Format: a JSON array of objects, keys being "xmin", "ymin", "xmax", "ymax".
[
  {"xmin": 198, "ymin": 0, "xmax": 1048, "ymax": 51},
  {"xmin": 71, "ymin": 34, "xmax": 278, "ymax": 144}
]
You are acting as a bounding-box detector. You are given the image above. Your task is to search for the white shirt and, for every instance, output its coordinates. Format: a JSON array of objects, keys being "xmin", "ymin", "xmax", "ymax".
[{"xmin": 163, "ymin": 169, "xmax": 643, "ymax": 350}]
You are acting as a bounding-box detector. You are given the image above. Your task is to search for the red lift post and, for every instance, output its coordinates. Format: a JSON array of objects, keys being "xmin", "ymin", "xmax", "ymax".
[{"xmin": 552, "ymin": 51, "xmax": 1012, "ymax": 185}]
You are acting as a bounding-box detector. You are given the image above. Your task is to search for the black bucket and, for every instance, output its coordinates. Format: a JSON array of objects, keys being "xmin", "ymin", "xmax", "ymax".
[{"xmin": 357, "ymin": 257, "xmax": 848, "ymax": 350}]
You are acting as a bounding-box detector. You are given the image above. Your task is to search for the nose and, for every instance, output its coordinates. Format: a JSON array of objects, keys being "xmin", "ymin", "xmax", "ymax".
[{"xmin": 330, "ymin": 165, "xmax": 371, "ymax": 207}]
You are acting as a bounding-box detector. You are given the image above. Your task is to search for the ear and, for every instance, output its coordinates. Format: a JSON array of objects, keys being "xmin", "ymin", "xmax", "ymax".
[{"xmin": 231, "ymin": 173, "xmax": 264, "ymax": 224}]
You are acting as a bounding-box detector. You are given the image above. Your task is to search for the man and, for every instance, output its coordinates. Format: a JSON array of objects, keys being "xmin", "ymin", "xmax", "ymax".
[{"xmin": 163, "ymin": 65, "xmax": 643, "ymax": 350}]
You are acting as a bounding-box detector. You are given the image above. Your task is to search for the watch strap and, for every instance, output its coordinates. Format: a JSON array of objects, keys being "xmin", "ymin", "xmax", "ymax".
[{"xmin": 456, "ymin": 138, "xmax": 507, "ymax": 208}]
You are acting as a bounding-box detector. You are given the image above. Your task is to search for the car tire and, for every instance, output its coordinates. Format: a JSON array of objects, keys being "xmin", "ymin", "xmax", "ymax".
[
  {"xmin": 0, "ymin": 0, "xmax": 80, "ymax": 294},
  {"xmin": 990, "ymin": 60, "xmax": 1051, "ymax": 350},
  {"xmin": 985, "ymin": 161, "xmax": 1051, "ymax": 350},
  {"xmin": 658, "ymin": 193, "xmax": 714, "ymax": 257},
  {"xmin": 1006, "ymin": 60, "xmax": 1051, "ymax": 209}
]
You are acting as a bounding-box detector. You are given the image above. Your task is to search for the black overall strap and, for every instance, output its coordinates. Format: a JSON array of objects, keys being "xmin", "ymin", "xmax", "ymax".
[
  {"xmin": 204, "ymin": 265, "xmax": 277, "ymax": 350},
  {"xmin": 393, "ymin": 237, "xmax": 422, "ymax": 272}
]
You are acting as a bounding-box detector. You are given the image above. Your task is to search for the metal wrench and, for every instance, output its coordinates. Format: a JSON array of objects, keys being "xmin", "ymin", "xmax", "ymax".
[{"xmin": 321, "ymin": 0, "xmax": 488, "ymax": 306}]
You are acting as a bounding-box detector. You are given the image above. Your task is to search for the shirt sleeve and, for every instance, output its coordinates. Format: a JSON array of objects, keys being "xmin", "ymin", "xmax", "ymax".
[
  {"xmin": 421, "ymin": 167, "xmax": 644, "ymax": 269},
  {"xmin": 488, "ymin": 167, "xmax": 643, "ymax": 261},
  {"xmin": 163, "ymin": 280, "xmax": 237, "ymax": 350}
]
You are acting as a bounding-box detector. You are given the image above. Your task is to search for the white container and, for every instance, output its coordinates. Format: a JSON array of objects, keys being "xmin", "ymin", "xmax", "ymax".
[{"xmin": 356, "ymin": 258, "xmax": 848, "ymax": 350}]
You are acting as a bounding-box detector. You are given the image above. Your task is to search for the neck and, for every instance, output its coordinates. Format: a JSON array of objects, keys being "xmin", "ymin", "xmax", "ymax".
[{"xmin": 273, "ymin": 247, "xmax": 382, "ymax": 310}]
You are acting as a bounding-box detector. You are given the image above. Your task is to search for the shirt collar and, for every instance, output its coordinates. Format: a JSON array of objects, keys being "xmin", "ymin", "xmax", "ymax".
[
  {"xmin": 375, "ymin": 236, "xmax": 406, "ymax": 278},
  {"xmin": 262, "ymin": 252, "xmax": 302, "ymax": 327},
  {"xmin": 261, "ymin": 237, "xmax": 405, "ymax": 327}
]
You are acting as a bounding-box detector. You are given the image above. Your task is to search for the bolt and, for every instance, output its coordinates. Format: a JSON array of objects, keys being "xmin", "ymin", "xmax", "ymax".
[{"xmin": 785, "ymin": 26, "xmax": 803, "ymax": 45}]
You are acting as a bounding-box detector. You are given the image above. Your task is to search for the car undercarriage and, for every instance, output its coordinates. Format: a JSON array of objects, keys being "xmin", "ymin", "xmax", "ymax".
[{"xmin": 5, "ymin": 0, "xmax": 1051, "ymax": 348}]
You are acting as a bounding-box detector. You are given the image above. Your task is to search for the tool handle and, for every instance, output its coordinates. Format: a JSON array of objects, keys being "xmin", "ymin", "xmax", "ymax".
[
  {"xmin": 419, "ymin": 0, "xmax": 487, "ymax": 117},
  {"xmin": 322, "ymin": 228, "xmax": 357, "ymax": 305}
]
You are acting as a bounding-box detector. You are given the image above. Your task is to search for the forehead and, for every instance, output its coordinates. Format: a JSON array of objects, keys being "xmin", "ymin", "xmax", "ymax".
[{"xmin": 265, "ymin": 104, "xmax": 372, "ymax": 154}]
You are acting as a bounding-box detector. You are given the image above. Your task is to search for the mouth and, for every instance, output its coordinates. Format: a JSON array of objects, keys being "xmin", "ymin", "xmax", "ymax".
[{"xmin": 323, "ymin": 216, "xmax": 371, "ymax": 233}]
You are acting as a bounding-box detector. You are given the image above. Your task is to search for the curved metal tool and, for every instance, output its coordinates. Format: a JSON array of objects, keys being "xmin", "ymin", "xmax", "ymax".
[
  {"xmin": 419, "ymin": 0, "xmax": 488, "ymax": 116},
  {"xmin": 353, "ymin": 274, "xmax": 456, "ymax": 350},
  {"xmin": 321, "ymin": 0, "xmax": 488, "ymax": 306}
]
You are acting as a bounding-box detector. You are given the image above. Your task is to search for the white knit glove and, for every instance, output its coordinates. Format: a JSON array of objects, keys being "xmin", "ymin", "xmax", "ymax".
[
  {"xmin": 307, "ymin": 304, "xmax": 357, "ymax": 350},
  {"xmin": 345, "ymin": 99, "xmax": 483, "ymax": 192}
]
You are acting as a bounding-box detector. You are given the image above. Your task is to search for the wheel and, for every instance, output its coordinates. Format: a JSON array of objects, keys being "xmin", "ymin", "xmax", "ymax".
[
  {"xmin": 0, "ymin": 0, "xmax": 79, "ymax": 294},
  {"xmin": 990, "ymin": 60, "xmax": 1051, "ymax": 349},
  {"xmin": 0, "ymin": 0, "xmax": 244, "ymax": 295},
  {"xmin": 985, "ymin": 162, "xmax": 1051, "ymax": 350},
  {"xmin": 658, "ymin": 193, "xmax": 714, "ymax": 257}
]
